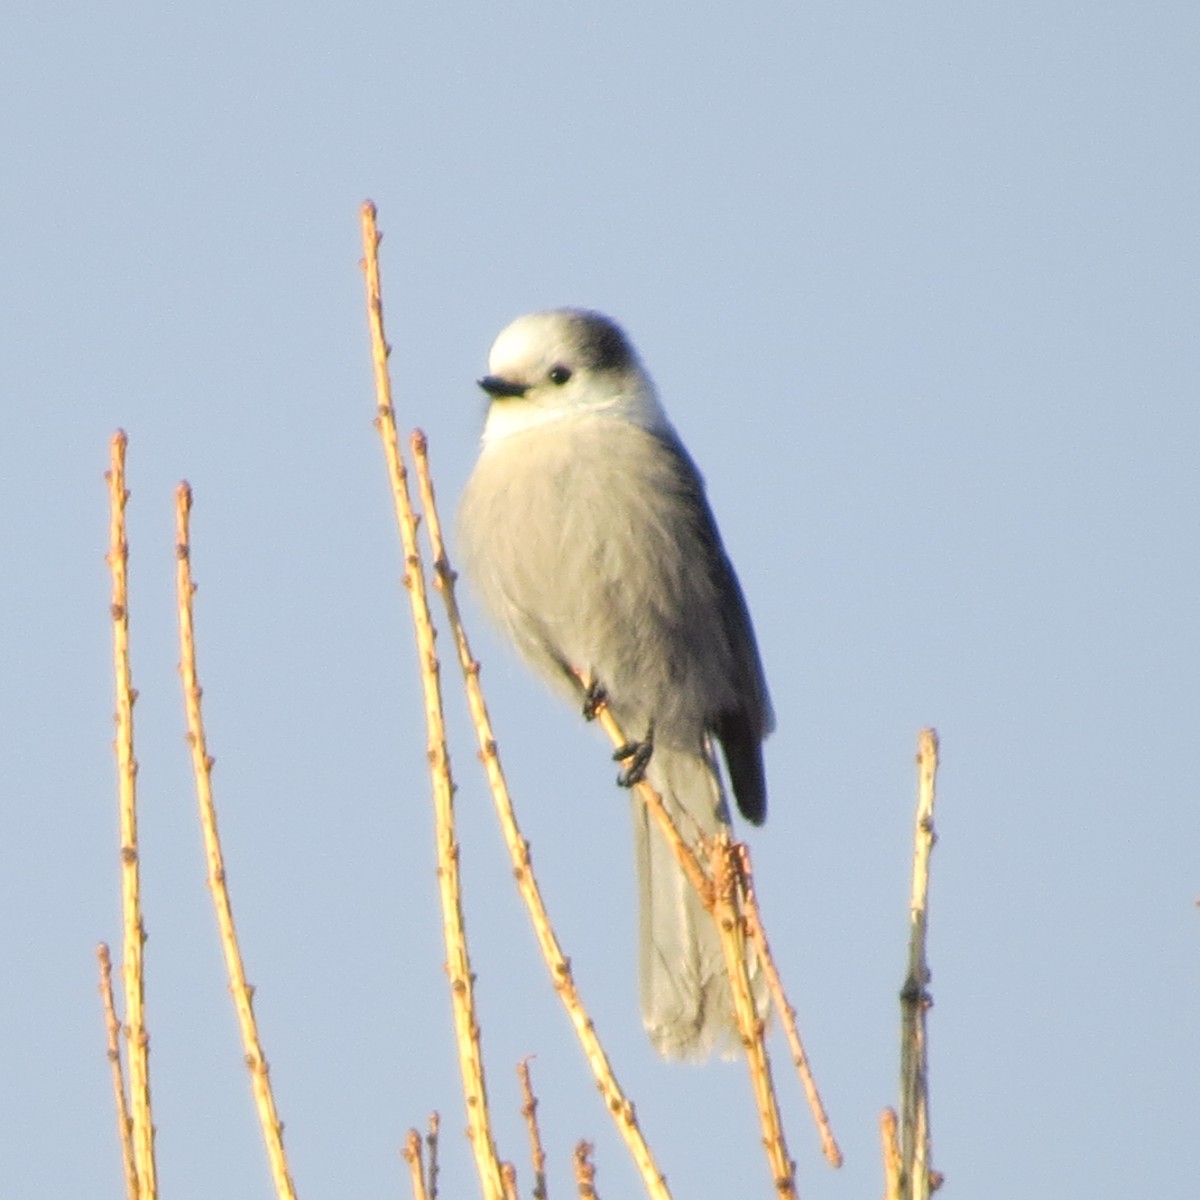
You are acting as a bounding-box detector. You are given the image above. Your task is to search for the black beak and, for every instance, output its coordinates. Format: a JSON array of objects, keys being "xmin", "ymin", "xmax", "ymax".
[{"xmin": 478, "ymin": 374, "xmax": 529, "ymax": 399}]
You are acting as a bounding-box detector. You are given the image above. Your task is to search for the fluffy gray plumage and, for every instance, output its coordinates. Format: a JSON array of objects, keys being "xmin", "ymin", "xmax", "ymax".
[{"xmin": 458, "ymin": 308, "xmax": 773, "ymax": 1058}]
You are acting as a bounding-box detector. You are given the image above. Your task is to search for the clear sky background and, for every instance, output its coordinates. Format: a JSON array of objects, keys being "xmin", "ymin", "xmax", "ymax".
[{"xmin": 2, "ymin": 3, "xmax": 1197, "ymax": 1197}]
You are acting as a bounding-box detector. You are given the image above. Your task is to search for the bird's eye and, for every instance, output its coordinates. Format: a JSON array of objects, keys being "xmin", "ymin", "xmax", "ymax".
[{"xmin": 548, "ymin": 365, "xmax": 572, "ymax": 385}]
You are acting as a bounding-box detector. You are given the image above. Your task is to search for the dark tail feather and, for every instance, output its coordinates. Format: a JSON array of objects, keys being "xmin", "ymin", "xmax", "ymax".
[{"xmin": 714, "ymin": 711, "xmax": 768, "ymax": 825}]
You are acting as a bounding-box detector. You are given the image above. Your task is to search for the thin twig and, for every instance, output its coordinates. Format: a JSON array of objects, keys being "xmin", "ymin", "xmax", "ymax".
[
  {"xmin": 898, "ymin": 728, "xmax": 940, "ymax": 1199},
  {"xmin": 402, "ymin": 1129, "xmax": 429, "ymax": 1200},
  {"xmin": 97, "ymin": 943, "xmax": 138, "ymax": 1200},
  {"xmin": 359, "ymin": 201, "xmax": 505, "ymax": 1200},
  {"xmin": 880, "ymin": 1108, "xmax": 902, "ymax": 1200},
  {"xmin": 409, "ymin": 432, "xmax": 673, "ymax": 1200},
  {"xmin": 737, "ymin": 844, "xmax": 842, "ymax": 1167},
  {"xmin": 426, "ymin": 1112, "xmax": 441, "ymax": 1200},
  {"xmin": 175, "ymin": 483, "xmax": 299, "ymax": 1200},
  {"xmin": 106, "ymin": 431, "xmax": 157, "ymax": 1200},
  {"xmin": 517, "ymin": 1058, "xmax": 549, "ymax": 1200},
  {"xmin": 590, "ymin": 692, "xmax": 798, "ymax": 1196},
  {"xmin": 573, "ymin": 1142, "xmax": 598, "ymax": 1200},
  {"xmin": 709, "ymin": 838, "xmax": 795, "ymax": 1198},
  {"xmin": 501, "ymin": 1162, "xmax": 519, "ymax": 1200}
]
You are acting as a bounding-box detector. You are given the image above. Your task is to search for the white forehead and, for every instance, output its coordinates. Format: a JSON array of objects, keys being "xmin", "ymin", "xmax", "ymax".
[{"xmin": 487, "ymin": 312, "xmax": 575, "ymax": 376}]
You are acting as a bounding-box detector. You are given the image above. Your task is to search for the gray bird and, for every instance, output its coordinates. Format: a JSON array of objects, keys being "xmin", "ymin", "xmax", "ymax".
[{"xmin": 458, "ymin": 309, "xmax": 773, "ymax": 1058}]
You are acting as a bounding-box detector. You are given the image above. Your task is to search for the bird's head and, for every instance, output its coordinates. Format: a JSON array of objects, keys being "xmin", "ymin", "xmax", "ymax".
[{"xmin": 477, "ymin": 309, "xmax": 666, "ymax": 441}]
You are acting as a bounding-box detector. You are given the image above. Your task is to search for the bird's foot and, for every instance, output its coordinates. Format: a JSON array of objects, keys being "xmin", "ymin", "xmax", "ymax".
[
  {"xmin": 613, "ymin": 730, "xmax": 654, "ymax": 787},
  {"xmin": 582, "ymin": 679, "xmax": 608, "ymax": 722}
]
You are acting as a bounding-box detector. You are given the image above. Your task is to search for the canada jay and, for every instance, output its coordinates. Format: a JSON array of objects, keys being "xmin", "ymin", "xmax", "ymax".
[{"xmin": 458, "ymin": 309, "xmax": 773, "ymax": 1059}]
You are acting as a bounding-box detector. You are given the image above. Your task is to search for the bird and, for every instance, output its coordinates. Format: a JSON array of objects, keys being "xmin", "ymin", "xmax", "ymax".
[{"xmin": 457, "ymin": 308, "xmax": 773, "ymax": 1059}]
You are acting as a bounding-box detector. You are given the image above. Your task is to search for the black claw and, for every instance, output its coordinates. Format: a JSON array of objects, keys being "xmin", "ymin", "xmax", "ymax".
[
  {"xmin": 613, "ymin": 731, "xmax": 654, "ymax": 788},
  {"xmin": 582, "ymin": 680, "xmax": 608, "ymax": 722}
]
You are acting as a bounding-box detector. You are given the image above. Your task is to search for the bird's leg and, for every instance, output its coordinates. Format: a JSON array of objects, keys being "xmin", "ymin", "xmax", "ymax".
[
  {"xmin": 571, "ymin": 667, "xmax": 653, "ymax": 784},
  {"xmin": 613, "ymin": 722, "xmax": 655, "ymax": 787},
  {"xmin": 569, "ymin": 667, "xmax": 609, "ymax": 721},
  {"xmin": 581, "ymin": 678, "xmax": 608, "ymax": 722}
]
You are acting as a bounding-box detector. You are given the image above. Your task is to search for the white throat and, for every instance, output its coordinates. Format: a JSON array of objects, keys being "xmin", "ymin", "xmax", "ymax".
[{"xmin": 482, "ymin": 383, "xmax": 669, "ymax": 446}]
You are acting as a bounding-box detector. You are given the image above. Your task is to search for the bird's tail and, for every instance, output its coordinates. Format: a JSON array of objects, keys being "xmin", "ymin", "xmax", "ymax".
[{"xmin": 632, "ymin": 741, "xmax": 767, "ymax": 1059}]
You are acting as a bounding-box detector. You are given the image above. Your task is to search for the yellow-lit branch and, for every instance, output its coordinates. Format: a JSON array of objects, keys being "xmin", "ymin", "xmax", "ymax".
[{"xmin": 175, "ymin": 483, "xmax": 299, "ymax": 1200}]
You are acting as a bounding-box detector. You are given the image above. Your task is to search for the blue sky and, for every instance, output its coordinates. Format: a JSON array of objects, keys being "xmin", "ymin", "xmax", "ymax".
[{"xmin": 2, "ymin": 3, "xmax": 1197, "ymax": 1197}]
